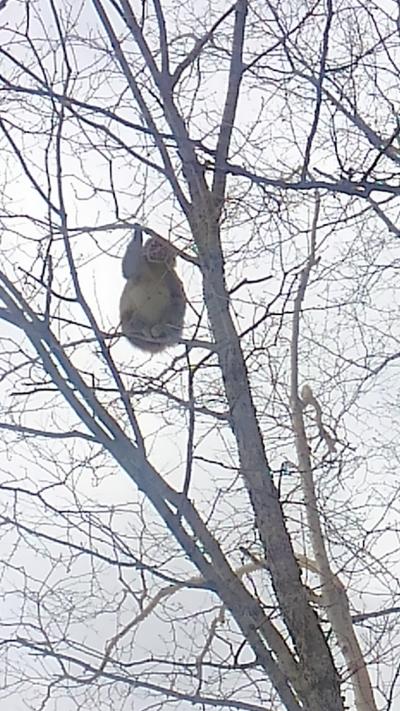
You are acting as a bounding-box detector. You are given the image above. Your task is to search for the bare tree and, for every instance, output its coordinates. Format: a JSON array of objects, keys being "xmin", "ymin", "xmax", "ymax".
[{"xmin": 0, "ymin": 1, "xmax": 400, "ymax": 710}]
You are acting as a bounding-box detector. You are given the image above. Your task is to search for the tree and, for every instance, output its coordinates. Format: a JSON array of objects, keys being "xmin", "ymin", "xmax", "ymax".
[{"xmin": 0, "ymin": 1, "xmax": 399, "ymax": 710}]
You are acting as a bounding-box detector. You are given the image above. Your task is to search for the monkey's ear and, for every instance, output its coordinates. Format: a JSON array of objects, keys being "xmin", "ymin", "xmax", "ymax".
[{"xmin": 122, "ymin": 226, "xmax": 144, "ymax": 279}]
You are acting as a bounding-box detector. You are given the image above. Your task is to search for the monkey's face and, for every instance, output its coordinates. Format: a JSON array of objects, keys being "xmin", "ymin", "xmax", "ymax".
[{"xmin": 144, "ymin": 237, "xmax": 176, "ymax": 267}]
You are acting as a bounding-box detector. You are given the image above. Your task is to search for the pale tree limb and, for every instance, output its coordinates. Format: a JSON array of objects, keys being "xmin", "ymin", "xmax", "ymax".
[
  {"xmin": 290, "ymin": 193, "xmax": 378, "ymax": 711},
  {"xmin": 195, "ymin": 606, "xmax": 226, "ymax": 689},
  {"xmin": 93, "ymin": 561, "xmax": 301, "ymax": 691},
  {"xmin": 76, "ymin": 559, "xmax": 301, "ymax": 697},
  {"xmin": 301, "ymin": 384, "xmax": 337, "ymax": 453}
]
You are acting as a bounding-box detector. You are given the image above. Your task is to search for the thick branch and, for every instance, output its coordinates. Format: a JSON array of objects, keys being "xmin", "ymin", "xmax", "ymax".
[{"xmin": 212, "ymin": 0, "xmax": 247, "ymax": 207}]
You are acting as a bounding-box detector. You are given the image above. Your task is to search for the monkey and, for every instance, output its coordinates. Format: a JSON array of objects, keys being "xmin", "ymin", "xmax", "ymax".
[{"xmin": 119, "ymin": 227, "xmax": 186, "ymax": 353}]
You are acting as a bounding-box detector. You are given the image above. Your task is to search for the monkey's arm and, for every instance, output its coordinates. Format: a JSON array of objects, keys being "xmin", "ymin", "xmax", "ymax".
[{"xmin": 122, "ymin": 228, "xmax": 145, "ymax": 279}]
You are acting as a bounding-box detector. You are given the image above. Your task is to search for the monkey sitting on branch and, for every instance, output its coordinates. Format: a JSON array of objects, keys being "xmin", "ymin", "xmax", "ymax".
[{"xmin": 119, "ymin": 226, "xmax": 186, "ymax": 353}]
